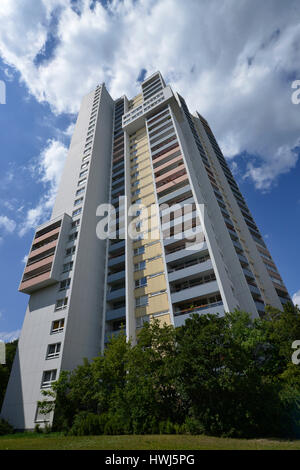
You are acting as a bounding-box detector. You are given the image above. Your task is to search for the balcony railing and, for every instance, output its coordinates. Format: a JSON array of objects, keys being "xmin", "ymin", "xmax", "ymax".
[{"xmin": 174, "ymin": 301, "xmax": 223, "ymax": 317}]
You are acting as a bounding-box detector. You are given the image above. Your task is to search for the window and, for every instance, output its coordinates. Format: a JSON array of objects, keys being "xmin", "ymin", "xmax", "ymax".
[
  {"xmin": 76, "ymin": 188, "xmax": 85, "ymax": 197},
  {"xmin": 68, "ymin": 232, "xmax": 78, "ymax": 242},
  {"xmin": 81, "ymin": 162, "xmax": 89, "ymax": 169},
  {"xmin": 135, "ymin": 277, "xmax": 147, "ymax": 288},
  {"xmin": 72, "ymin": 208, "xmax": 82, "ymax": 217},
  {"xmin": 62, "ymin": 261, "xmax": 73, "ymax": 273},
  {"xmin": 78, "ymin": 178, "xmax": 87, "ymax": 186},
  {"xmin": 79, "ymin": 169, "xmax": 88, "ymax": 178},
  {"xmin": 135, "ymin": 295, "xmax": 148, "ymax": 307},
  {"xmin": 65, "ymin": 246, "xmax": 76, "ymax": 256},
  {"xmin": 59, "ymin": 278, "xmax": 71, "ymax": 291},
  {"xmin": 136, "ymin": 315, "xmax": 149, "ymax": 328},
  {"xmin": 134, "ymin": 261, "xmax": 146, "ymax": 271},
  {"xmin": 74, "ymin": 197, "xmax": 83, "ymax": 206},
  {"xmin": 35, "ymin": 405, "xmax": 51, "ymax": 423},
  {"xmin": 84, "ymin": 147, "xmax": 91, "ymax": 154},
  {"xmin": 132, "ymin": 180, "xmax": 139, "ymax": 187},
  {"xmin": 71, "ymin": 219, "xmax": 80, "ymax": 228},
  {"xmin": 46, "ymin": 343, "xmax": 61, "ymax": 359},
  {"xmin": 134, "ymin": 246, "xmax": 145, "ymax": 256},
  {"xmin": 51, "ymin": 319, "xmax": 65, "ymax": 334},
  {"xmin": 41, "ymin": 370, "xmax": 57, "ymax": 388},
  {"xmin": 55, "ymin": 297, "xmax": 68, "ymax": 311},
  {"xmin": 82, "ymin": 154, "xmax": 90, "ymax": 162}
]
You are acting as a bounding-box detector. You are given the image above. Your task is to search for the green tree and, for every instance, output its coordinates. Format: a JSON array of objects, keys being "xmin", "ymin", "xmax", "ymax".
[{"xmin": 0, "ymin": 340, "xmax": 18, "ymax": 410}]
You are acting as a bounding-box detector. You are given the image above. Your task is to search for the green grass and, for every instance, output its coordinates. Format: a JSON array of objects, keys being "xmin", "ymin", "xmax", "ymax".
[{"xmin": 0, "ymin": 433, "xmax": 300, "ymax": 450}]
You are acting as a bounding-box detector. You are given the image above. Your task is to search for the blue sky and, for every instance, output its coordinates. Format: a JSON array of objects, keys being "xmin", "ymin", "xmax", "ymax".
[{"xmin": 0, "ymin": 0, "xmax": 299, "ymax": 340}]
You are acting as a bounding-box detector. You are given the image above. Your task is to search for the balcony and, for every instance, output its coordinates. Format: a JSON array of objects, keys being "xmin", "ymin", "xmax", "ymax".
[
  {"xmin": 173, "ymin": 301, "xmax": 224, "ymax": 327},
  {"xmin": 171, "ymin": 280, "xmax": 219, "ymax": 304},
  {"xmin": 107, "ymin": 270, "xmax": 126, "ymax": 283},
  {"xmin": 255, "ymin": 300, "xmax": 265, "ymax": 312},
  {"xmin": 108, "ymin": 254, "xmax": 125, "ymax": 267},
  {"xmin": 106, "ymin": 308, "xmax": 126, "ymax": 322},
  {"xmin": 111, "ymin": 186, "xmax": 125, "ymax": 198},
  {"xmin": 158, "ymin": 184, "xmax": 192, "ymax": 205},
  {"xmin": 165, "ymin": 240, "xmax": 207, "ymax": 264},
  {"xmin": 106, "ymin": 287, "xmax": 126, "ymax": 302},
  {"xmin": 248, "ymin": 283, "xmax": 261, "ymax": 296},
  {"xmin": 237, "ymin": 253, "xmax": 249, "ymax": 265},
  {"xmin": 19, "ymin": 213, "xmax": 72, "ymax": 294},
  {"xmin": 156, "ymin": 173, "xmax": 189, "ymax": 196},
  {"xmin": 109, "ymin": 240, "xmax": 125, "ymax": 253},
  {"xmin": 243, "ymin": 267, "xmax": 255, "ymax": 280},
  {"xmin": 23, "ymin": 255, "xmax": 55, "ymax": 275},
  {"xmin": 122, "ymin": 86, "xmax": 174, "ymax": 133},
  {"xmin": 168, "ymin": 259, "xmax": 213, "ymax": 283}
]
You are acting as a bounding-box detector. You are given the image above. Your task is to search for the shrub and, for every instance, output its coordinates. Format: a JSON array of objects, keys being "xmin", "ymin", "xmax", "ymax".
[
  {"xmin": 184, "ymin": 416, "xmax": 205, "ymax": 435},
  {"xmin": 0, "ymin": 418, "xmax": 14, "ymax": 436},
  {"xmin": 69, "ymin": 412, "xmax": 106, "ymax": 436}
]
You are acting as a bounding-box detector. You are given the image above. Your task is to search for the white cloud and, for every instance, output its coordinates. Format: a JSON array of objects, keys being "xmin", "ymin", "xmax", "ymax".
[
  {"xmin": 0, "ymin": 0, "xmax": 299, "ymax": 190},
  {"xmin": 0, "ymin": 330, "xmax": 21, "ymax": 342},
  {"xmin": 19, "ymin": 139, "xmax": 67, "ymax": 236},
  {"xmin": 22, "ymin": 254, "xmax": 28, "ymax": 264},
  {"xmin": 63, "ymin": 122, "xmax": 76, "ymax": 137},
  {"xmin": 292, "ymin": 290, "xmax": 300, "ymax": 307},
  {"xmin": 0, "ymin": 215, "xmax": 16, "ymax": 234}
]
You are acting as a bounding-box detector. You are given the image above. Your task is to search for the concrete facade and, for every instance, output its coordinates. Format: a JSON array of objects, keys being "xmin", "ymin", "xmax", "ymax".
[{"xmin": 1, "ymin": 72, "xmax": 290, "ymax": 430}]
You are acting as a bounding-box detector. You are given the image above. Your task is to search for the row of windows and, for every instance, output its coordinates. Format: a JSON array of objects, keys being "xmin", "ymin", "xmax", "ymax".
[{"xmin": 38, "ymin": 92, "xmax": 102, "ymax": 396}]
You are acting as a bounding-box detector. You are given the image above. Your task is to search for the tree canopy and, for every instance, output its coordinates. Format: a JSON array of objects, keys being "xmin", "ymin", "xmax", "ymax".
[{"xmin": 39, "ymin": 304, "xmax": 300, "ymax": 438}]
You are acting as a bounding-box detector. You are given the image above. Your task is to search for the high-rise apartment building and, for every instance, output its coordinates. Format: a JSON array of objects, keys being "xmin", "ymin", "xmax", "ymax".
[{"xmin": 1, "ymin": 72, "xmax": 290, "ymax": 430}]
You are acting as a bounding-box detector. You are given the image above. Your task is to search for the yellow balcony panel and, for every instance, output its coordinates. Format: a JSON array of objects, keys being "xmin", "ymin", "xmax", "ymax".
[
  {"xmin": 150, "ymin": 313, "xmax": 171, "ymax": 326},
  {"xmin": 148, "ymin": 294, "xmax": 169, "ymax": 314},
  {"xmin": 148, "ymin": 275, "xmax": 166, "ymax": 292},
  {"xmin": 145, "ymin": 259, "xmax": 164, "ymax": 275}
]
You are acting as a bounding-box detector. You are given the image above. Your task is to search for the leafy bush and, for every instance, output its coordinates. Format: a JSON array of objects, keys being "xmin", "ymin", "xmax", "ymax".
[
  {"xmin": 69, "ymin": 412, "xmax": 106, "ymax": 436},
  {"xmin": 38, "ymin": 305, "xmax": 300, "ymax": 439},
  {"xmin": 0, "ymin": 418, "xmax": 14, "ymax": 436}
]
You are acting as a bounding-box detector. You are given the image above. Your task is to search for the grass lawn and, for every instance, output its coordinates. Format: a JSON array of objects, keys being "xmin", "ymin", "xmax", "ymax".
[{"xmin": 0, "ymin": 433, "xmax": 300, "ymax": 450}]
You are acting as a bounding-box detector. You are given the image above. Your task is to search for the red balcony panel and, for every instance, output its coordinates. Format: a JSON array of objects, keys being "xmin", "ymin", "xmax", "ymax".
[
  {"xmin": 154, "ymin": 155, "xmax": 184, "ymax": 175},
  {"xmin": 34, "ymin": 227, "xmax": 60, "ymax": 244},
  {"xmin": 156, "ymin": 173, "xmax": 189, "ymax": 194},
  {"xmin": 113, "ymin": 155, "xmax": 124, "ymax": 164},
  {"xmin": 24, "ymin": 255, "xmax": 55, "ymax": 275},
  {"xmin": 152, "ymin": 142, "xmax": 179, "ymax": 161},
  {"xmin": 29, "ymin": 240, "xmax": 58, "ymax": 259},
  {"xmin": 155, "ymin": 165, "xmax": 186, "ymax": 185},
  {"xmin": 19, "ymin": 271, "xmax": 52, "ymax": 293}
]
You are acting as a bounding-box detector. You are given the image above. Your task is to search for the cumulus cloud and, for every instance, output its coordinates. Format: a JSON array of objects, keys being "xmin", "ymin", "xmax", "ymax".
[
  {"xmin": 0, "ymin": 330, "xmax": 21, "ymax": 342},
  {"xmin": 19, "ymin": 139, "xmax": 67, "ymax": 236},
  {"xmin": 0, "ymin": 215, "xmax": 16, "ymax": 234},
  {"xmin": 292, "ymin": 290, "xmax": 300, "ymax": 307},
  {"xmin": 0, "ymin": 0, "xmax": 299, "ymax": 190}
]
